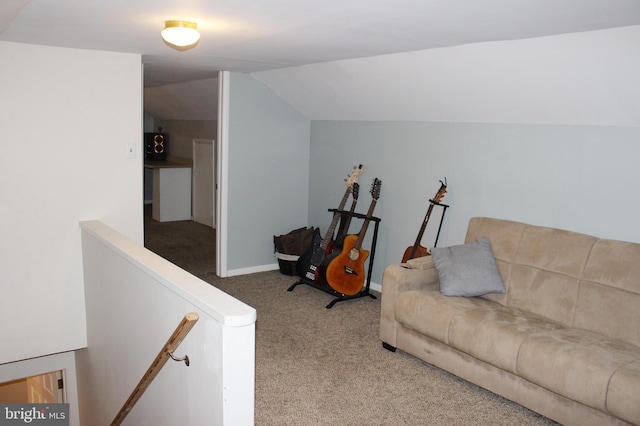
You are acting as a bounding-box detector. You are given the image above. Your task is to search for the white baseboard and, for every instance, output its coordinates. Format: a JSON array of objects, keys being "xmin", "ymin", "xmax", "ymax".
[
  {"xmin": 226, "ymin": 263, "xmax": 280, "ymax": 277},
  {"xmin": 226, "ymin": 263, "xmax": 382, "ymax": 293}
]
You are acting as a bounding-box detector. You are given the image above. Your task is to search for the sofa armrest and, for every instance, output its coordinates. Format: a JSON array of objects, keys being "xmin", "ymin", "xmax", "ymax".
[{"xmin": 380, "ymin": 256, "xmax": 440, "ymax": 348}]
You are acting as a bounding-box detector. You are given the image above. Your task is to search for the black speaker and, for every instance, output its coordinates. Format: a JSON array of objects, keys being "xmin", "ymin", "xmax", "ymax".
[{"xmin": 145, "ymin": 128, "xmax": 169, "ymax": 161}]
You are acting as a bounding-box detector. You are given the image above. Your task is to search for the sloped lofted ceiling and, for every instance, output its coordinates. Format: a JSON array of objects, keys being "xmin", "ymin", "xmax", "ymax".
[
  {"xmin": 2, "ymin": 0, "xmax": 640, "ymax": 87},
  {"xmin": 253, "ymin": 25, "xmax": 640, "ymax": 125},
  {"xmin": 2, "ymin": 0, "xmax": 640, "ymax": 121}
]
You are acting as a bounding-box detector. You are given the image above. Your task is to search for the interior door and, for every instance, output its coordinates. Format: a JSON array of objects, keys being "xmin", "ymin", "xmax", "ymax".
[
  {"xmin": 0, "ymin": 371, "xmax": 63, "ymax": 403},
  {"xmin": 26, "ymin": 371, "xmax": 62, "ymax": 403},
  {"xmin": 193, "ymin": 139, "xmax": 215, "ymax": 227}
]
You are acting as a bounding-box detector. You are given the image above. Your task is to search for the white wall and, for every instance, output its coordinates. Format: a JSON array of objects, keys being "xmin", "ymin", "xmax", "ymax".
[
  {"xmin": 78, "ymin": 221, "xmax": 255, "ymax": 425},
  {"xmin": 0, "ymin": 42, "xmax": 143, "ymax": 364}
]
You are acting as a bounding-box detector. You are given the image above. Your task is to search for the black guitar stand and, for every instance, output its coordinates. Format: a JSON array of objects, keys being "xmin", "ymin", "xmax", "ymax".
[
  {"xmin": 287, "ymin": 210, "xmax": 381, "ymax": 309},
  {"xmin": 432, "ymin": 201, "xmax": 449, "ymax": 248}
]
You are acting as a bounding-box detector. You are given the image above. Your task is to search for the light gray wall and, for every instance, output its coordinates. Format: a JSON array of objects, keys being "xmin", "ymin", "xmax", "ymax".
[
  {"xmin": 251, "ymin": 25, "xmax": 640, "ymax": 290},
  {"xmin": 310, "ymin": 121, "xmax": 640, "ymax": 287},
  {"xmin": 226, "ymin": 73, "xmax": 311, "ymax": 272}
]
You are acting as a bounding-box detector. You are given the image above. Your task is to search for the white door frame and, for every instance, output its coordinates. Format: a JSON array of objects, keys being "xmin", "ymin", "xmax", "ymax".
[{"xmin": 216, "ymin": 72, "xmax": 230, "ymax": 277}]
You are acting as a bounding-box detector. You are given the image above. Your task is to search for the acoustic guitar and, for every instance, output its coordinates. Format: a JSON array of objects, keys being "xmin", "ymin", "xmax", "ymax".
[
  {"xmin": 401, "ymin": 179, "xmax": 447, "ymax": 263},
  {"xmin": 297, "ymin": 165, "xmax": 363, "ymax": 281},
  {"xmin": 322, "ymin": 178, "xmax": 381, "ymax": 296}
]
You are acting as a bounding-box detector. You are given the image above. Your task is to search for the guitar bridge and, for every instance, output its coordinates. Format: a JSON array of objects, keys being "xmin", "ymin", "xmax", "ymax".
[
  {"xmin": 305, "ymin": 265, "xmax": 317, "ymax": 281},
  {"xmin": 344, "ymin": 266, "xmax": 358, "ymax": 276}
]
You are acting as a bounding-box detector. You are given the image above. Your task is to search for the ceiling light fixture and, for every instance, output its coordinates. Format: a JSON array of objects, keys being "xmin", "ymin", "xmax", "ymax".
[{"xmin": 161, "ymin": 20, "xmax": 200, "ymax": 48}]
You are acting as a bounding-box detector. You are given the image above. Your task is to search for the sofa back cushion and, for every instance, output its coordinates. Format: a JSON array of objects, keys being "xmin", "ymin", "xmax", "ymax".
[
  {"xmin": 577, "ymin": 239, "xmax": 640, "ymax": 347},
  {"xmin": 509, "ymin": 225, "xmax": 596, "ymax": 326},
  {"xmin": 468, "ymin": 218, "xmax": 597, "ymax": 325},
  {"xmin": 467, "ymin": 217, "xmax": 640, "ymax": 346}
]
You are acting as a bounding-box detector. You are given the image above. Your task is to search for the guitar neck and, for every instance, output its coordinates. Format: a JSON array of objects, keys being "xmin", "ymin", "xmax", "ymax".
[
  {"xmin": 341, "ymin": 199, "xmax": 358, "ymax": 233},
  {"xmin": 354, "ymin": 199, "xmax": 378, "ymax": 250},
  {"xmin": 321, "ymin": 188, "xmax": 351, "ymax": 249},
  {"xmin": 412, "ymin": 202, "xmax": 436, "ymax": 247}
]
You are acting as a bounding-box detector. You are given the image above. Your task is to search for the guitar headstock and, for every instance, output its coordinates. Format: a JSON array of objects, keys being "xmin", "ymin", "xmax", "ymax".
[
  {"xmin": 370, "ymin": 178, "xmax": 382, "ymax": 200},
  {"xmin": 345, "ymin": 164, "xmax": 364, "ymax": 188},
  {"xmin": 433, "ymin": 178, "xmax": 447, "ymax": 203},
  {"xmin": 352, "ymin": 182, "xmax": 360, "ymax": 200}
]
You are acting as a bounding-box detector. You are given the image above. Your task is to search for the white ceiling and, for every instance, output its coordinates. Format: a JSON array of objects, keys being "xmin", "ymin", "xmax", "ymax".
[{"xmin": 2, "ymin": 0, "xmax": 640, "ymax": 87}]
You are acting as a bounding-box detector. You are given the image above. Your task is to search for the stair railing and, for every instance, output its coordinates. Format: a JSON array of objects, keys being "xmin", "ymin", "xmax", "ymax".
[{"xmin": 111, "ymin": 312, "xmax": 199, "ymax": 425}]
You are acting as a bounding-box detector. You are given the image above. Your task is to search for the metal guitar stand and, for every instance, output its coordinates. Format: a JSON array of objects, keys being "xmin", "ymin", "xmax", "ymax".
[
  {"xmin": 287, "ymin": 209, "xmax": 381, "ymax": 309},
  {"xmin": 432, "ymin": 201, "xmax": 450, "ymax": 248}
]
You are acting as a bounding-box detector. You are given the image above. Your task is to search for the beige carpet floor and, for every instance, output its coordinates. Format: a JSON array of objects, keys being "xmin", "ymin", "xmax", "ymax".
[{"xmin": 144, "ymin": 213, "xmax": 558, "ymax": 425}]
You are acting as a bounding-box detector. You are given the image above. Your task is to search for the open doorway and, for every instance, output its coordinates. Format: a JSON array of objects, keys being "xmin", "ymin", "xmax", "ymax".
[
  {"xmin": 192, "ymin": 139, "xmax": 215, "ymax": 228},
  {"xmin": 0, "ymin": 371, "xmax": 65, "ymax": 403},
  {"xmin": 142, "ymin": 75, "xmax": 219, "ymax": 279}
]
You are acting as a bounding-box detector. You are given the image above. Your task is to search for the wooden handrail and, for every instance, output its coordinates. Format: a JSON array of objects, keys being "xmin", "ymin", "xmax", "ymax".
[{"xmin": 111, "ymin": 312, "xmax": 199, "ymax": 425}]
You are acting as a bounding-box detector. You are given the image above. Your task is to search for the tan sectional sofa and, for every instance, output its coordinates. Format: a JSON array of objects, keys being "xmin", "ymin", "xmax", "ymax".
[{"xmin": 380, "ymin": 217, "xmax": 640, "ymax": 425}]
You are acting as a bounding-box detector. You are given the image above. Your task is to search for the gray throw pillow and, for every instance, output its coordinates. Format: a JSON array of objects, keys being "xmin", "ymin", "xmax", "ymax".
[{"xmin": 431, "ymin": 237, "xmax": 505, "ymax": 297}]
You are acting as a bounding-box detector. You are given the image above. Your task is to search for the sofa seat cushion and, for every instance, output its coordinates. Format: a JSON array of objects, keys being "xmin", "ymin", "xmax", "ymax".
[
  {"xmin": 447, "ymin": 304, "xmax": 565, "ymax": 374},
  {"xmin": 395, "ymin": 289, "xmax": 495, "ymax": 344},
  {"xmin": 517, "ymin": 328, "xmax": 640, "ymax": 417}
]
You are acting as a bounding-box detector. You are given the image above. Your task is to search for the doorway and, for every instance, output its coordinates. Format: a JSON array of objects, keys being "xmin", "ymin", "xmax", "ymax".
[
  {"xmin": 142, "ymin": 75, "xmax": 220, "ymax": 276},
  {"xmin": 192, "ymin": 139, "xmax": 215, "ymax": 228},
  {"xmin": 0, "ymin": 371, "xmax": 64, "ymax": 403}
]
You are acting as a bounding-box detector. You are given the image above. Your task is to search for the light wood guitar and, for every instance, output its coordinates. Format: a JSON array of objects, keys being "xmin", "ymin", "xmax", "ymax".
[
  {"xmin": 322, "ymin": 178, "xmax": 381, "ymax": 296},
  {"xmin": 401, "ymin": 179, "xmax": 447, "ymax": 262}
]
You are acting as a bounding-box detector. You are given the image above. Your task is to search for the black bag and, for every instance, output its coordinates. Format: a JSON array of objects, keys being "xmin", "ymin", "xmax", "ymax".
[{"xmin": 274, "ymin": 227, "xmax": 315, "ymax": 276}]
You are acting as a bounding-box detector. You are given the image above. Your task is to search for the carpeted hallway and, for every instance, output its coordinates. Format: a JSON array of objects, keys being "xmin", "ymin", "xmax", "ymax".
[{"xmin": 143, "ymin": 211, "xmax": 557, "ymax": 425}]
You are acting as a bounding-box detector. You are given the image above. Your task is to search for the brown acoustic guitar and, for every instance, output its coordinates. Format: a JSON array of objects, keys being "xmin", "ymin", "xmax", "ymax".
[
  {"xmin": 401, "ymin": 179, "xmax": 447, "ymax": 263},
  {"xmin": 322, "ymin": 178, "xmax": 381, "ymax": 296}
]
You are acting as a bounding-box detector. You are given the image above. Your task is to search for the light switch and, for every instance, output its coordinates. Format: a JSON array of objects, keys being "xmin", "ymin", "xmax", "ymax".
[{"xmin": 125, "ymin": 143, "xmax": 136, "ymax": 159}]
